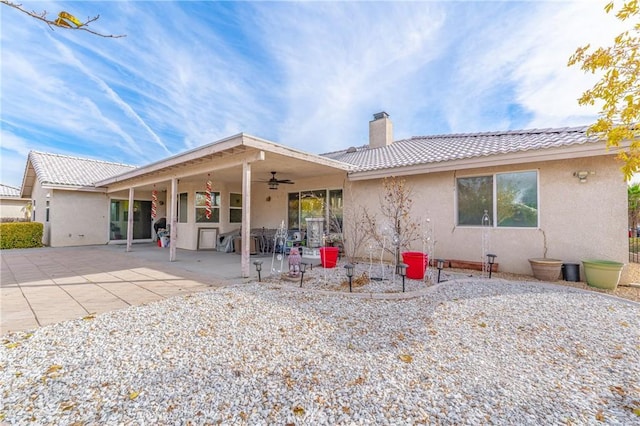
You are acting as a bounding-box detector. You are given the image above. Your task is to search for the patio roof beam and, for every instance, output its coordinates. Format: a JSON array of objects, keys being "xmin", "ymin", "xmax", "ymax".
[
  {"xmin": 103, "ymin": 150, "xmax": 266, "ymax": 193},
  {"xmin": 96, "ymin": 135, "xmax": 250, "ymax": 187}
]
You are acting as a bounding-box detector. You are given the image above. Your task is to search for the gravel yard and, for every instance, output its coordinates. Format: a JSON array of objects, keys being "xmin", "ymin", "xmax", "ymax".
[{"xmin": 1, "ymin": 270, "xmax": 639, "ymax": 425}]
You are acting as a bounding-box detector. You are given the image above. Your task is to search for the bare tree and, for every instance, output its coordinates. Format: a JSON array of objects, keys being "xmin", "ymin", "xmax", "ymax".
[
  {"xmin": 363, "ymin": 176, "xmax": 421, "ymax": 262},
  {"xmin": 341, "ymin": 199, "xmax": 369, "ymax": 263},
  {"xmin": 1, "ymin": 1, "xmax": 125, "ymax": 38}
]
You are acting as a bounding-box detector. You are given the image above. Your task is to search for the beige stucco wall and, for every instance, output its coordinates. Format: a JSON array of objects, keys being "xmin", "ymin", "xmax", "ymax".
[
  {"xmin": 0, "ymin": 198, "xmax": 29, "ymax": 219},
  {"xmin": 28, "ymin": 183, "xmax": 111, "ymax": 247},
  {"xmin": 48, "ymin": 190, "xmax": 111, "ymax": 247},
  {"xmin": 166, "ymin": 181, "xmax": 237, "ymax": 250},
  {"xmin": 170, "ymin": 173, "xmax": 347, "ymax": 250},
  {"xmin": 346, "ymin": 155, "xmax": 628, "ymax": 280},
  {"xmin": 108, "ymin": 182, "xmax": 240, "ymax": 250},
  {"xmin": 30, "ymin": 182, "xmax": 49, "ymax": 245}
]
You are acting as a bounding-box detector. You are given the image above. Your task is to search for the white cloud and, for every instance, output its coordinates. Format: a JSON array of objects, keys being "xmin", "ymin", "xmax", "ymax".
[
  {"xmin": 251, "ymin": 2, "xmax": 447, "ymax": 151},
  {"xmin": 1, "ymin": 131, "xmax": 34, "ymax": 188},
  {"xmin": 1, "ymin": 0, "xmax": 633, "ymax": 180},
  {"xmin": 443, "ymin": 1, "xmax": 627, "ymax": 132},
  {"xmin": 510, "ymin": 1, "xmax": 625, "ymax": 128}
]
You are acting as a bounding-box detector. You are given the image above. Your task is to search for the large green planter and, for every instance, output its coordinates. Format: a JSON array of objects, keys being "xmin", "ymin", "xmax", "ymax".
[{"xmin": 581, "ymin": 259, "xmax": 624, "ymax": 290}]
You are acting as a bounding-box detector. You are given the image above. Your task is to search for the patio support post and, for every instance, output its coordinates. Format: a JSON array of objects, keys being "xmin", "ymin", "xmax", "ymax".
[
  {"xmin": 169, "ymin": 177, "xmax": 178, "ymax": 262},
  {"xmin": 241, "ymin": 161, "xmax": 251, "ymax": 278},
  {"xmin": 126, "ymin": 187, "xmax": 134, "ymax": 252}
]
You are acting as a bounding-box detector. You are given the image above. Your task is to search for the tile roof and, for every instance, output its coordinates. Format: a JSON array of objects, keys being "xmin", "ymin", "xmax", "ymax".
[
  {"xmin": 323, "ymin": 126, "xmax": 599, "ymax": 172},
  {"xmin": 0, "ymin": 184, "xmax": 21, "ymax": 198},
  {"xmin": 28, "ymin": 151, "xmax": 137, "ymax": 187}
]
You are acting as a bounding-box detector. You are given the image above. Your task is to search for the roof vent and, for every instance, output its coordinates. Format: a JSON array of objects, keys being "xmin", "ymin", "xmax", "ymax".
[{"xmin": 346, "ymin": 146, "xmax": 357, "ymax": 153}]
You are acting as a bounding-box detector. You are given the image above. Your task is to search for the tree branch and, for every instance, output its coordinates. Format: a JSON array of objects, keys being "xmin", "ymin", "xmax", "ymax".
[{"xmin": 1, "ymin": 1, "xmax": 126, "ymax": 38}]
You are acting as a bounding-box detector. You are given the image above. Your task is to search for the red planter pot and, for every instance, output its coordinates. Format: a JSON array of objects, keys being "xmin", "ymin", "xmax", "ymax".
[
  {"xmin": 320, "ymin": 246, "xmax": 339, "ymax": 268},
  {"xmin": 402, "ymin": 252, "xmax": 428, "ymax": 279}
]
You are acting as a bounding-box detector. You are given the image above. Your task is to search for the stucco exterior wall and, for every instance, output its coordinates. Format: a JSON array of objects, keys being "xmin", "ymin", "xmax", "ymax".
[
  {"xmin": 347, "ymin": 155, "xmax": 627, "ymax": 280},
  {"xmin": 0, "ymin": 198, "xmax": 28, "ymax": 219},
  {"xmin": 48, "ymin": 190, "xmax": 110, "ymax": 247},
  {"xmin": 251, "ymin": 186, "xmax": 289, "ymax": 229},
  {"xmin": 171, "ymin": 173, "xmax": 347, "ymax": 250},
  {"xmin": 30, "ymin": 182, "xmax": 49, "ymax": 245},
  {"xmin": 169, "ymin": 181, "xmax": 233, "ymax": 250},
  {"xmin": 109, "ymin": 182, "xmax": 238, "ymax": 251}
]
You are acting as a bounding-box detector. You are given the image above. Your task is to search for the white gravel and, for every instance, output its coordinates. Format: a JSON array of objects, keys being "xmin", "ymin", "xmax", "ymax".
[{"xmin": 1, "ymin": 270, "xmax": 639, "ymax": 425}]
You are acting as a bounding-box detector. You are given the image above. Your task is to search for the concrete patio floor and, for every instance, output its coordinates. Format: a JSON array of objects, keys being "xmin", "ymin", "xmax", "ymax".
[{"xmin": 1, "ymin": 244, "xmax": 271, "ymax": 335}]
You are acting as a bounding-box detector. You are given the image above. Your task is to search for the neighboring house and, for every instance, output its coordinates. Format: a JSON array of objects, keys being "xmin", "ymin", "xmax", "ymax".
[
  {"xmin": 16, "ymin": 114, "xmax": 629, "ymax": 280},
  {"xmin": 0, "ymin": 184, "xmax": 30, "ymax": 220},
  {"xmin": 20, "ymin": 151, "xmax": 136, "ymax": 246}
]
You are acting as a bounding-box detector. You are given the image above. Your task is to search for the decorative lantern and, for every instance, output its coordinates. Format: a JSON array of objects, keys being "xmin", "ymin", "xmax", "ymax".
[
  {"xmin": 253, "ymin": 260, "xmax": 263, "ymax": 282},
  {"xmin": 398, "ymin": 262, "xmax": 408, "ymax": 292},
  {"xmin": 300, "ymin": 262, "xmax": 307, "ymax": 287},
  {"xmin": 436, "ymin": 259, "xmax": 446, "ymax": 283},
  {"xmin": 486, "ymin": 254, "xmax": 497, "ymax": 279},
  {"xmin": 344, "ymin": 263, "xmax": 354, "ymax": 292}
]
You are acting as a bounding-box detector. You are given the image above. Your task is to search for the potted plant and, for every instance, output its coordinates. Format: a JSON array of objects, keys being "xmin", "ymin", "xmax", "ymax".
[
  {"xmin": 581, "ymin": 259, "xmax": 624, "ymax": 290},
  {"xmin": 528, "ymin": 231, "xmax": 563, "ymax": 281},
  {"xmin": 319, "ymin": 245, "xmax": 339, "ymax": 268},
  {"xmin": 528, "ymin": 257, "xmax": 563, "ymax": 281}
]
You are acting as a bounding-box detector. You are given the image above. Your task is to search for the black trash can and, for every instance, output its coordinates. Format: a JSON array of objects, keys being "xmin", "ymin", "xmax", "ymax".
[{"xmin": 562, "ymin": 263, "xmax": 580, "ymax": 282}]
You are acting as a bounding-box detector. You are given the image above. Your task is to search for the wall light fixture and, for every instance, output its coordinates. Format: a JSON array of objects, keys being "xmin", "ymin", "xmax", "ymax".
[{"xmin": 573, "ymin": 171, "xmax": 595, "ymax": 183}]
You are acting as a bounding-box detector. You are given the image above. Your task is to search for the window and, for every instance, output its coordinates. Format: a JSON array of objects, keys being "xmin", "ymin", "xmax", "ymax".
[
  {"xmin": 457, "ymin": 171, "xmax": 538, "ymax": 228},
  {"xmin": 229, "ymin": 193, "xmax": 242, "ymax": 223},
  {"xmin": 300, "ymin": 190, "xmax": 326, "ymax": 230},
  {"xmin": 46, "ymin": 200, "xmax": 50, "ymax": 222},
  {"xmin": 287, "ymin": 189, "xmax": 343, "ymax": 231},
  {"xmin": 496, "ymin": 171, "xmax": 538, "ymax": 227},
  {"xmin": 457, "ymin": 176, "xmax": 493, "ymax": 226},
  {"xmin": 328, "ymin": 189, "xmax": 343, "ymax": 233},
  {"xmin": 288, "ymin": 192, "xmax": 300, "ymax": 229},
  {"xmin": 178, "ymin": 193, "xmax": 188, "ymax": 223},
  {"xmin": 195, "ymin": 191, "xmax": 220, "ymax": 223}
]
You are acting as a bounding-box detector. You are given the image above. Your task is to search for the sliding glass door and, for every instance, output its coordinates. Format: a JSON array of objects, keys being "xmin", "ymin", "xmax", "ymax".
[{"xmin": 109, "ymin": 200, "xmax": 152, "ymax": 240}]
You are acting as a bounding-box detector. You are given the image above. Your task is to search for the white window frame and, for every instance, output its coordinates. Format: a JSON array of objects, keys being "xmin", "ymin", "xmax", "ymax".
[
  {"xmin": 455, "ymin": 170, "xmax": 539, "ymax": 228},
  {"xmin": 229, "ymin": 192, "xmax": 242, "ymax": 224},
  {"xmin": 195, "ymin": 191, "xmax": 220, "ymax": 223}
]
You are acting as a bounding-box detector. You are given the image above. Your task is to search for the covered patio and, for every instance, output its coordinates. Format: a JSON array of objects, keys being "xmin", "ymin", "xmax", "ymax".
[{"xmin": 96, "ymin": 133, "xmax": 352, "ymax": 278}]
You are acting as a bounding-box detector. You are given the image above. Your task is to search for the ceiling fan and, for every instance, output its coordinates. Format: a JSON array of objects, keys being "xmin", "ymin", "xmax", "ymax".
[{"xmin": 264, "ymin": 171, "xmax": 294, "ymax": 190}]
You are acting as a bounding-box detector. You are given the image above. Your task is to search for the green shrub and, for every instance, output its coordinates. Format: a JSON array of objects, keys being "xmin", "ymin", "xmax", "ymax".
[{"xmin": 0, "ymin": 222, "xmax": 43, "ymax": 249}]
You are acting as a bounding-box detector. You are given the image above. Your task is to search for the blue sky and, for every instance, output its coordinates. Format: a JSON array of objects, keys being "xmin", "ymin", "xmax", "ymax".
[{"xmin": 0, "ymin": 1, "xmax": 623, "ymax": 188}]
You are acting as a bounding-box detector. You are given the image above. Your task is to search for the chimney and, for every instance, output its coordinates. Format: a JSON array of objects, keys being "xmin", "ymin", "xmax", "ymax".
[{"xmin": 369, "ymin": 112, "xmax": 393, "ymax": 148}]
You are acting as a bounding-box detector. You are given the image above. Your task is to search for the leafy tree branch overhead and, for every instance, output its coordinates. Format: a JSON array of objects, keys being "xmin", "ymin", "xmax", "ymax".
[
  {"xmin": 1, "ymin": 1, "xmax": 125, "ymax": 38},
  {"xmin": 568, "ymin": 1, "xmax": 640, "ymax": 180}
]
